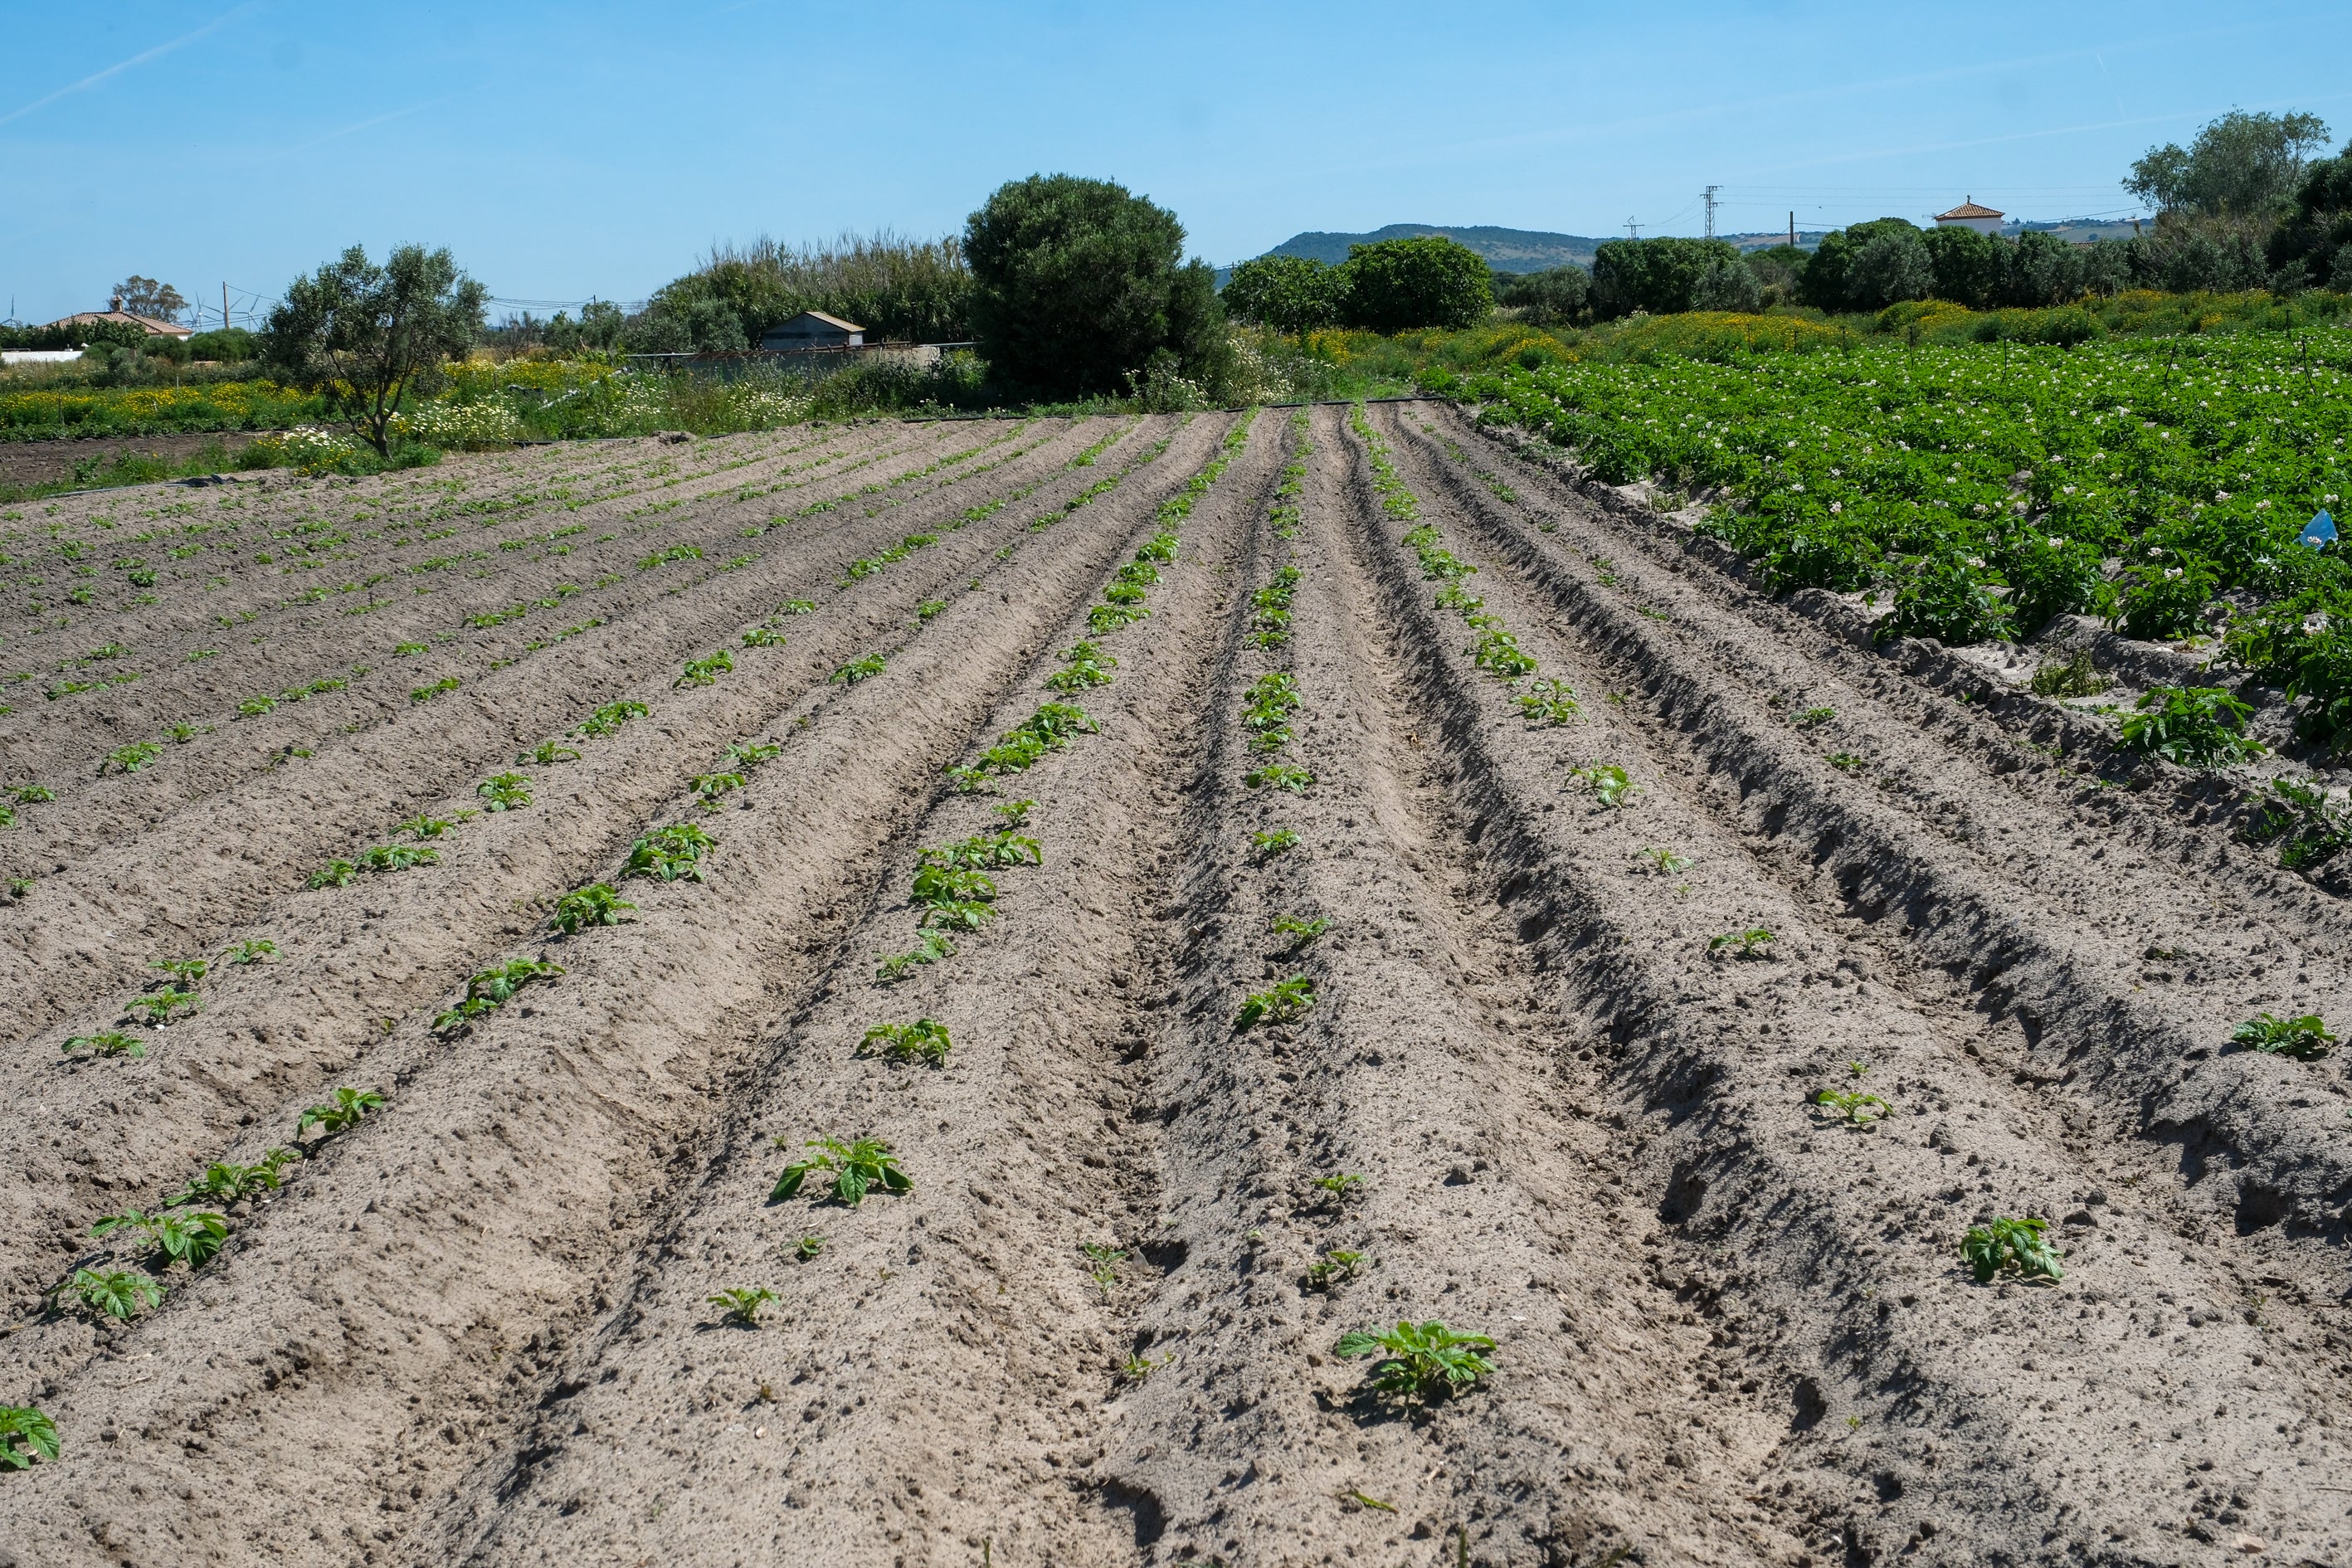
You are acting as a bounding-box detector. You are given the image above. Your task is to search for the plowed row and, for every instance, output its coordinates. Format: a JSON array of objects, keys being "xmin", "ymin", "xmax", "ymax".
[{"xmin": 1, "ymin": 407, "xmax": 2346, "ymax": 1568}]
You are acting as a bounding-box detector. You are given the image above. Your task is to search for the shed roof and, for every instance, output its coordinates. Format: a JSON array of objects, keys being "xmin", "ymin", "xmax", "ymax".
[
  {"xmin": 1935, "ymin": 199, "xmax": 2004, "ymax": 221},
  {"xmin": 41, "ymin": 309, "xmax": 193, "ymax": 338},
  {"xmin": 772, "ymin": 309, "xmax": 864, "ymax": 333}
]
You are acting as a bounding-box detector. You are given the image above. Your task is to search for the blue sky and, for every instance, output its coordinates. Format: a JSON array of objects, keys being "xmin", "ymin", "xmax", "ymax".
[{"xmin": 3, "ymin": 0, "xmax": 2347, "ymax": 326}]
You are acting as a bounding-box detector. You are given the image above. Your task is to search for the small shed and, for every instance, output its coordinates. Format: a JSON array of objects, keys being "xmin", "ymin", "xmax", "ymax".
[
  {"xmin": 759, "ymin": 310, "xmax": 864, "ymax": 350},
  {"xmin": 1934, "ymin": 198, "xmax": 2004, "ymax": 237}
]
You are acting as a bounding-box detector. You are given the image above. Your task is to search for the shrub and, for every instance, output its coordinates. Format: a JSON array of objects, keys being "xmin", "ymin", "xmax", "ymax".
[
  {"xmin": 1882, "ymin": 551, "xmax": 2013, "ymax": 645},
  {"xmin": 261, "ymin": 244, "xmax": 487, "ymax": 457},
  {"xmin": 1223, "ymin": 255, "xmax": 1349, "ymax": 334},
  {"xmin": 1339, "ymin": 236, "xmax": 1492, "ymax": 332},
  {"xmin": 1497, "ymin": 265, "xmax": 1590, "ymax": 326},
  {"xmin": 1591, "ymin": 236, "xmax": 1744, "ymax": 318}
]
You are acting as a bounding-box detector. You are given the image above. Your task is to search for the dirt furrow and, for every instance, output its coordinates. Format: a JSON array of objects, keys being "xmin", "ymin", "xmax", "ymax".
[
  {"xmin": 0, "ymin": 417, "xmax": 1171, "ymax": 1317},
  {"xmin": 1398, "ymin": 407, "xmax": 2352, "ymax": 1305},
  {"xmin": 0, "ymin": 413, "xmax": 1237, "ymax": 1568},
  {"xmin": 1355, "ymin": 402, "xmax": 2352, "ymax": 1565}
]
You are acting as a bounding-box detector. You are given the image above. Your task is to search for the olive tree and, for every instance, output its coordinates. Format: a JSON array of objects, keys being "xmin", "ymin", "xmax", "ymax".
[{"xmin": 261, "ymin": 244, "xmax": 487, "ymax": 456}]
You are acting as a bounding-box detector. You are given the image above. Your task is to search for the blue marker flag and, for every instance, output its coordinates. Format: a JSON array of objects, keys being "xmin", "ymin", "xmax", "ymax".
[{"xmin": 2302, "ymin": 509, "xmax": 2337, "ymax": 550}]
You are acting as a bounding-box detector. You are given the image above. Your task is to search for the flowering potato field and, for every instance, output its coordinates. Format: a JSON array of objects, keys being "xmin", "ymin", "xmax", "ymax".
[{"xmin": 0, "ymin": 406, "xmax": 2348, "ymax": 1566}]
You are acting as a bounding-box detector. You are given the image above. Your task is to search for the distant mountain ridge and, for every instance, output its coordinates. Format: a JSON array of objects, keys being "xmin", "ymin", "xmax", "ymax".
[{"xmin": 1262, "ymin": 224, "xmax": 1607, "ymax": 274}]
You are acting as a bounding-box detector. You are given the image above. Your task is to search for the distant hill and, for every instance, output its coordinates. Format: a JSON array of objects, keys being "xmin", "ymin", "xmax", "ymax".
[{"xmin": 1261, "ymin": 225, "xmax": 1609, "ymax": 274}]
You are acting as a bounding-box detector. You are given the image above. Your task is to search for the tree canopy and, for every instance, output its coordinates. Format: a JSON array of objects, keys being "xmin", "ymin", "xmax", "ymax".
[
  {"xmin": 261, "ymin": 244, "xmax": 485, "ymax": 456},
  {"xmin": 2126, "ymin": 110, "xmax": 2332, "ymax": 220}
]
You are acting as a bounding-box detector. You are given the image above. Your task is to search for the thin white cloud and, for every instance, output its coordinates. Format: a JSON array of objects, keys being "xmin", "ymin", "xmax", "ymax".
[
  {"xmin": 0, "ymin": 2, "xmax": 264, "ymax": 130},
  {"xmin": 275, "ymin": 92, "xmax": 461, "ymax": 157}
]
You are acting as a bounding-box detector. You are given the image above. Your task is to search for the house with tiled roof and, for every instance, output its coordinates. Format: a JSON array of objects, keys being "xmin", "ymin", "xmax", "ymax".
[
  {"xmin": 1933, "ymin": 199, "xmax": 2005, "ymax": 236},
  {"xmin": 41, "ymin": 294, "xmax": 192, "ymax": 338}
]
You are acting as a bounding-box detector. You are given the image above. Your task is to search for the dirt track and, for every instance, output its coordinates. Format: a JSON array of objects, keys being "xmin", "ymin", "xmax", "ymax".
[{"xmin": 0, "ymin": 407, "xmax": 2346, "ymax": 1567}]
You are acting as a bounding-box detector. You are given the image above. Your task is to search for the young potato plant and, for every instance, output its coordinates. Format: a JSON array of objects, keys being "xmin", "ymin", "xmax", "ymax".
[
  {"xmin": 94, "ymin": 1207, "xmax": 229, "ymax": 1269},
  {"xmin": 298, "ymin": 1086, "xmax": 384, "ymax": 1140},
  {"xmin": 1961, "ymin": 1216, "xmax": 2063, "ymax": 1283},
  {"xmin": 129, "ymin": 987, "xmax": 199, "ymax": 1025},
  {"xmin": 1568, "ymin": 762, "xmax": 1636, "ymax": 808},
  {"xmin": 168, "ymin": 1149, "xmax": 299, "ymax": 1207},
  {"xmin": 1639, "ymin": 847, "xmax": 1692, "ymax": 875},
  {"xmin": 1082, "ymin": 1241, "xmax": 1125, "ymax": 1298},
  {"xmin": 1272, "ymin": 914, "xmax": 1331, "ymax": 950},
  {"xmin": 577, "ymin": 699, "xmax": 650, "ymax": 738},
  {"xmin": 63, "ymin": 1030, "xmax": 146, "ymax": 1059},
  {"xmin": 1794, "ymin": 705, "xmax": 1836, "ymax": 729},
  {"xmin": 1332, "ymin": 1320, "xmax": 1497, "ymax": 1403},
  {"xmin": 1312, "ymin": 1171, "xmax": 1365, "ymax": 1205},
  {"xmin": 917, "ymin": 599, "xmax": 948, "ymax": 621},
  {"xmin": 0, "ymin": 1405, "xmax": 60, "ymax": 1471},
  {"xmin": 2242, "ymin": 777, "xmax": 2352, "ymax": 873},
  {"xmin": 358, "ymin": 844, "xmax": 440, "ymax": 874},
  {"xmin": 1238, "ymin": 975, "xmax": 1317, "ymax": 1029},
  {"xmin": 152, "ymin": 956, "xmax": 209, "ymax": 986},
  {"xmin": 2121, "ymin": 685, "xmax": 2263, "ymax": 767},
  {"xmin": 860, "ymin": 1017, "xmax": 952, "ymax": 1067},
  {"xmin": 626, "ymin": 822, "xmax": 717, "ymax": 882},
  {"xmin": 411, "ymin": 677, "xmax": 462, "ymax": 704},
  {"xmin": 676, "ymin": 650, "xmax": 735, "ymax": 689},
  {"xmin": 795, "ymin": 1234, "xmax": 825, "ymax": 1262},
  {"xmin": 12, "ymin": 783, "xmax": 53, "ymax": 803},
  {"xmin": 523, "ymin": 739, "xmax": 581, "ymax": 766},
  {"xmin": 1252, "ymin": 827, "xmax": 1300, "ymax": 856},
  {"xmin": 1517, "ymin": 678, "xmax": 1579, "ymax": 725},
  {"xmin": 772, "ymin": 1136, "xmax": 912, "ymax": 1205},
  {"xmin": 877, "ymin": 930, "xmax": 957, "ymax": 983},
  {"xmin": 708, "ymin": 1286, "xmax": 778, "ymax": 1327},
  {"xmin": 913, "ymin": 862, "xmax": 997, "ymax": 931},
  {"xmin": 1814, "ymin": 1087, "xmax": 1892, "ymax": 1127},
  {"xmin": 925, "ymin": 832, "xmax": 1040, "ymax": 870},
  {"xmin": 2232, "ymin": 1011, "xmax": 2335, "ymax": 1059},
  {"xmin": 1088, "ymin": 601, "xmax": 1148, "ymax": 635},
  {"xmin": 691, "ymin": 770, "xmax": 747, "ymax": 811},
  {"xmin": 1306, "ymin": 1249, "xmax": 1366, "ymax": 1289},
  {"xmin": 943, "ymin": 765, "xmax": 991, "ymax": 795},
  {"xmin": 106, "ymin": 742, "xmax": 162, "ymax": 774},
  {"xmin": 1045, "ymin": 641, "xmax": 1118, "ymax": 692},
  {"xmin": 993, "ymin": 798, "xmax": 1034, "ymax": 826},
  {"xmin": 436, "ymin": 957, "xmax": 565, "ymax": 1031},
  {"xmin": 728, "ymin": 740, "xmax": 782, "ymax": 769},
  {"xmin": 742, "ymin": 626, "xmax": 788, "ymax": 649},
  {"xmin": 553, "ymin": 882, "xmax": 635, "ymax": 933},
  {"xmin": 831, "ymin": 652, "xmax": 887, "ymax": 684},
  {"xmin": 308, "ymin": 859, "xmax": 359, "ymax": 889},
  {"xmin": 477, "ymin": 772, "xmax": 533, "ymax": 811},
  {"xmin": 58, "ymin": 1267, "xmax": 163, "ymax": 1322},
  {"xmin": 392, "ymin": 811, "xmax": 473, "ymax": 840},
  {"xmin": 1708, "ymin": 928, "xmax": 1777, "ymax": 959},
  {"xmin": 780, "ymin": 599, "xmax": 817, "ymax": 616},
  {"xmin": 1246, "ymin": 762, "xmax": 1315, "ymax": 795}
]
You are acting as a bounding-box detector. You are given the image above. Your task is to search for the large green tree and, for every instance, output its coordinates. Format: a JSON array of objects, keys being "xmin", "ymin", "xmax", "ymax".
[
  {"xmin": 1222, "ymin": 254, "xmax": 1349, "ymax": 334},
  {"xmin": 1590, "ymin": 236, "xmax": 1743, "ymax": 317},
  {"xmin": 962, "ymin": 174, "xmax": 1225, "ymax": 397},
  {"xmin": 2127, "ymin": 110, "xmax": 2331, "ymax": 221},
  {"xmin": 261, "ymin": 244, "xmax": 485, "ymax": 455},
  {"xmin": 1337, "ymin": 236, "xmax": 1492, "ymax": 332}
]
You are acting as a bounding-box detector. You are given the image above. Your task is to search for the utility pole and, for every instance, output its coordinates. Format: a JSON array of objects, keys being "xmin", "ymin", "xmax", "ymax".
[
  {"xmin": 1625, "ymin": 217, "xmax": 1641, "ymax": 239},
  {"xmin": 1703, "ymin": 185, "xmax": 1720, "ymax": 240},
  {"xmin": 1788, "ymin": 211, "xmax": 1796, "ymax": 248},
  {"xmin": 222, "ymin": 282, "xmax": 230, "ymax": 334}
]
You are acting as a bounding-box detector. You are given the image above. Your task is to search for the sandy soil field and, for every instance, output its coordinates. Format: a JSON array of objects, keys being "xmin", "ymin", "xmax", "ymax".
[{"xmin": 0, "ymin": 405, "xmax": 2345, "ymax": 1567}]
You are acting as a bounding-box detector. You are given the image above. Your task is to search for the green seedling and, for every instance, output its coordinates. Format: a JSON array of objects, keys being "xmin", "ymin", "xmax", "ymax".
[
  {"xmin": 577, "ymin": 699, "xmax": 650, "ymax": 738},
  {"xmin": 916, "ymin": 598, "xmax": 947, "ymax": 621},
  {"xmin": 435, "ymin": 957, "xmax": 565, "ymax": 1030},
  {"xmin": 63, "ymin": 1030, "xmax": 146, "ymax": 1059},
  {"xmin": 225, "ymin": 938, "xmax": 277, "ymax": 965},
  {"xmin": 2120, "ymin": 684, "xmax": 2263, "ymax": 768},
  {"xmin": 6, "ymin": 879, "xmax": 32, "ymax": 899},
  {"xmin": 1306, "ymin": 1249, "xmax": 1366, "ymax": 1289},
  {"xmin": 1961, "ymin": 1216, "xmax": 2063, "ymax": 1283},
  {"xmin": 1568, "ymin": 762, "xmax": 1635, "ymax": 807},
  {"xmin": 308, "ymin": 859, "xmax": 359, "ymax": 889},
  {"xmin": 236, "ymin": 696, "xmax": 276, "ymax": 718},
  {"xmin": 1794, "ymin": 705, "xmax": 1836, "ymax": 729},
  {"xmin": 1246, "ymin": 762, "xmax": 1315, "ymax": 795},
  {"xmin": 95, "ymin": 1207, "xmax": 228, "ymax": 1269},
  {"xmin": 727, "ymin": 741, "xmax": 782, "ymax": 768},
  {"xmin": 1333, "ymin": 1320, "xmax": 1497, "ymax": 1402},
  {"xmin": 707, "ymin": 1286, "xmax": 778, "ymax": 1327},
  {"xmin": 552, "ymin": 882, "xmax": 635, "ymax": 933},
  {"xmin": 523, "ymin": 739, "xmax": 581, "ymax": 766},
  {"xmin": 1829, "ymin": 752, "xmax": 1866, "ymax": 771},
  {"xmin": 924, "ymin": 832, "xmax": 1040, "ymax": 871},
  {"xmin": 1639, "ymin": 847, "xmax": 1692, "ymax": 875},
  {"xmin": 877, "ymin": 931, "xmax": 957, "ymax": 982},
  {"xmin": 795, "ymin": 1235, "xmax": 825, "ymax": 1262},
  {"xmin": 831, "ymin": 652, "xmax": 887, "ymax": 684},
  {"xmin": 151, "ymin": 957, "xmax": 209, "ymax": 986},
  {"xmin": 1516, "ymin": 678, "xmax": 1579, "ymax": 725},
  {"xmin": 943, "ymin": 765, "xmax": 991, "ymax": 794},
  {"xmin": 1012, "ymin": 703, "xmax": 1097, "ymax": 748},
  {"xmin": 691, "ymin": 770, "xmax": 747, "ymax": 809},
  {"xmin": 913, "ymin": 862, "xmax": 997, "ymax": 930},
  {"xmin": 477, "ymin": 772, "xmax": 533, "ymax": 811},
  {"xmin": 394, "ymin": 640, "xmax": 429, "ymax": 656},
  {"xmin": 772, "ymin": 1136, "xmax": 912, "ymax": 1205},
  {"xmin": 781, "ymin": 599, "xmax": 816, "ymax": 615},
  {"xmin": 2029, "ymin": 649, "xmax": 2111, "ymax": 698},
  {"xmin": 58, "ymin": 1267, "xmax": 163, "ymax": 1322},
  {"xmin": 860, "ymin": 1018, "xmax": 952, "ymax": 1067},
  {"xmin": 1312, "ymin": 1172, "xmax": 1364, "ymax": 1205},
  {"xmin": 2232, "ymin": 1012, "xmax": 2335, "ymax": 1060},
  {"xmin": 1119, "ymin": 1354, "xmax": 1169, "ymax": 1383},
  {"xmin": 1045, "ymin": 641, "xmax": 1118, "ymax": 692},
  {"xmin": 1082, "ymin": 1241, "xmax": 1126, "ymax": 1298},
  {"xmin": 165, "ymin": 723, "xmax": 205, "ymax": 744},
  {"xmin": 298, "ymin": 1086, "xmax": 384, "ymax": 1139},
  {"xmin": 0, "ymin": 1405, "xmax": 60, "ymax": 1470},
  {"xmin": 11, "ymin": 783, "xmax": 52, "ymax": 803},
  {"xmin": 993, "ymin": 798, "xmax": 1034, "ymax": 826},
  {"xmin": 1252, "ymin": 827, "xmax": 1300, "ymax": 856},
  {"xmin": 168, "ymin": 1151, "xmax": 299, "ymax": 1207},
  {"xmin": 1239, "ymin": 975, "xmax": 1316, "ymax": 1029},
  {"xmin": 676, "ymin": 650, "xmax": 735, "ymax": 688},
  {"xmin": 106, "ymin": 742, "xmax": 162, "ymax": 774},
  {"xmin": 742, "ymin": 626, "xmax": 788, "ymax": 648},
  {"xmin": 1708, "ymin": 928, "xmax": 1777, "ymax": 959},
  {"xmin": 129, "ymin": 987, "xmax": 198, "ymax": 1025},
  {"xmin": 626, "ymin": 822, "xmax": 717, "ymax": 882},
  {"xmin": 1814, "ymin": 1088, "xmax": 1892, "ymax": 1127},
  {"xmin": 357, "ymin": 844, "xmax": 439, "ymax": 873},
  {"xmin": 410, "ymin": 676, "xmax": 461, "ymax": 704},
  {"xmin": 392, "ymin": 811, "xmax": 472, "ymax": 840},
  {"xmin": 1272, "ymin": 914, "xmax": 1331, "ymax": 949}
]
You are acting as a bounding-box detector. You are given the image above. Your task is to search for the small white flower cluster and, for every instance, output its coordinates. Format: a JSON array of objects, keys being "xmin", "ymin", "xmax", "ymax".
[
  {"xmin": 250, "ymin": 426, "xmax": 360, "ymax": 473},
  {"xmin": 401, "ymin": 400, "xmax": 525, "ymax": 450}
]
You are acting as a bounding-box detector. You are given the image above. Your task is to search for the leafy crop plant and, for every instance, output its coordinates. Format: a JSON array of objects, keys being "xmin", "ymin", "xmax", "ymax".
[
  {"xmin": 2121, "ymin": 685, "xmax": 2262, "ymax": 767},
  {"xmin": 299, "ymin": 1086, "xmax": 384, "ymax": 1140},
  {"xmin": 626, "ymin": 823, "xmax": 716, "ymax": 882},
  {"xmin": 772, "ymin": 1136, "xmax": 912, "ymax": 1205},
  {"xmin": 1333, "ymin": 1320, "xmax": 1496, "ymax": 1402},
  {"xmin": 60, "ymin": 1267, "xmax": 163, "ymax": 1321},
  {"xmin": 0, "ymin": 1405, "xmax": 59, "ymax": 1470},
  {"xmin": 2232, "ymin": 1011, "xmax": 2335, "ymax": 1059},
  {"xmin": 553, "ymin": 882, "xmax": 635, "ymax": 933},
  {"xmin": 860, "ymin": 1018, "xmax": 952, "ymax": 1066},
  {"xmin": 1961, "ymin": 1216, "xmax": 2062, "ymax": 1283},
  {"xmin": 708, "ymin": 1287, "xmax": 778, "ymax": 1327},
  {"xmin": 1709, "ymin": 928, "xmax": 1778, "ymax": 958},
  {"xmin": 1238, "ymin": 976, "xmax": 1316, "ymax": 1028},
  {"xmin": 63, "ymin": 1030, "xmax": 145, "ymax": 1059}
]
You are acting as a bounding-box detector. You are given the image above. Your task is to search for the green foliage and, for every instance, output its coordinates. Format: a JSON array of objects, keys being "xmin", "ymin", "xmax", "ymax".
[
  {"xmin": 743, "ymin": 626, "xmax": 787, "ymax": 648},
  {"xmin": 477, "ymin": 772, "xmax": 533, "ymax": 811},
  {"xmin": 963, "ymin": 173, "xmax": 1229, "ymax": 397},
  {"xmin": 637, "ymin": 543, "xmax": 704, "ymax": 571},
  {"xmin": 1082, "ymin": 1240, "xmax": 1126, "ymax": 1298},
  {"xmin": 1960, "ymin": 1216, "xmax": 2063, "ymax": 1283},
  {"xmin": 1271, "ymin": 913, "xmax": 1331, "ymax": 949},
  {"xmin": 2232, "ymin": 1010, "xmax": 2335, "ymax": 1059},
  {"xmin": 226, "ymin": 937, "xmax": 277, "ymax": 966},
  {"xmin": 943, "ymin": 765, "xmax": 991, "ymax": 795},
  {"xmin": 924, "ymin": 831, "xmax": 1041, "ymax": 869},
  {"xmin": 707, "ymin": 1286, "xmax": 778, "ymax": 1327},
  {"xmin": 60, "ymin": 1267, "xmax": 163, "ymax": 1321},
  {"xmin": 1312, "ymin": 1171, "xmax": 1365, "ymax": 1204},
  {"xmin": 1045, "ymin": 640, "xmax": 1118, "ymax": 692},
  {"xmin": 298, "ymin": 1085, "xmax": 384, "ymax": 1139},
  {"xmin": 1238, "ymin": 975, "xmax": 1316, "ymax": 1029},
  {"xmin": 626, "ymin": 823, "xmax": 716, "ymax": 882},
  {"xmin": 2030, "ymin": 649, "xmax": 2112, "ymax": 698},
  {"xmin": 168, "ymin": 1149, "xmax": 299, "ymax": 1206},
  {"xmin": 1246, "ymin": 762, "xmax": 1314, "ymax": 794},
  {"xmin": 523, "ymin": 739, "xmax": 581, "ymax": 765},
  {"xmin": 1341, "ymin": 236, "xmax": 1493, "ymax": 333},
  {"xmin": 1709, "ymin": 927, "xmax": 1777, "ymax": 958},
  {"xmin": 2241, "ymin": 776, "xmax": 2352, "ymax": 871},
  {"xmin": 308, "ymin": 858, "xmax": 358, "ymax": 889},
  {"xmin": 1306, "ymin": 1249, "xmax": 1367, "ymax": 1289},
  {"xmin": 392, "ymin": 811, "xmax": 470, "ymax": 840},
  {"xmin": 912, "ymin": 860, "xmax": 997, "ymax": 930},
  {"xmin": 129, "ymin": 986, "xmax": 199, "ymax": 1024},
  {"xmin": 676, "ymin": 650, "xmax": 735, "ymax": 689},
  {"xmin": 1222, "ymin": 254, "xmax": 1350, "ymax": 334},
  {"xmin": 356, "ymin": 843, "xmax": 439, "ymax": 874},
  {"xmin": 11, "ymin": 783, "xmax": 52, "ymax": 803},
  {"xmin": 860, "ymin": 1017, "xmax": 952, "ymax": 1066},
  {"xmin": 2121, "ymin": 684, "xmax": 2263, "ymax": 767},
  {"xmin": 261, "ymin": 242, "xmax": 487, "ymax": 456},
  {"xmin": 64, "ymin": 1030, "xmax": 146, "ymax": 1059},
  {"xmin": 1814, "ymin": 1087, "xmax": 1892, "ymax": 1126},
  {"xmin": 772, "ymin": 1136, "xmax": 912, "ymax": 1205},
  {"xmin": 1794, "ymin": 705, "xmax": 1835, "ymax": 729},
  {"xmin": 410, "ymin": 676, "xmax": 461, "ymax": 704},
  {"xmin": 1592, "ymin": 236, "xmax": 1746, "ymax": 318},
  {"xmin": 691, "ymin": 770, "xmax": 747, "ymax": 810},
  {"xmin": 152, "ymin": 956, "xmax": 208, "ymax": 986},
  {"xmin": 1252, "ymin": 826, "xmax": 1300, "ymax": 856},
  {"xmin": 877, "ymin": 930, "xmax": 957, "ymax": 983},
  {"xmin": 0, "ymin": 1405, "xmax": 60, "ymax": 1470},
  {"xmin": 106, "ymin": 741, "xmax": 162, "ymax": 773},
  {"xmin": 1517, "ymin": 677, "xmax": 1579, "ymax": 724},
  {"xmin": 94, "ymin": 1206, "xmax": 228, "ymax": 1269},
  {"xmin": 436, "ymin": 957, "xmax": 565, "ymax": 1030},
  {"xmin": 1568, "ymin": 762, "xmax": 1636, "ymax": 807},
  {"xmin": 577, "ymin": 699, "xmax": 650, "ymax": 738},
  {"xmin": 1639, "ymin": 846, "xmax": 1692, "ymax": 875},
  {"xmin": 831, "ymin": 652, "xmax": 887, "ymax": 684},
  {"xmin": 795, "ymin": 1234, "xmax": 825, "ymax": 1262},
  {"xmin": 1332, "ymin": 1320, "xmax": 1497, "ymax": 1401}
]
